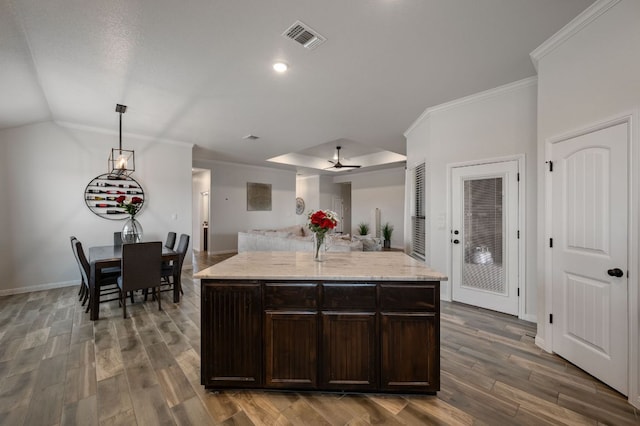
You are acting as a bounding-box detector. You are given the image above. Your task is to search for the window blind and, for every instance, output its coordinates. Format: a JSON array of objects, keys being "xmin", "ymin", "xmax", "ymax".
[{"xmin": 411, "ymin": 163, "xmax": 426, "ymax": 259}]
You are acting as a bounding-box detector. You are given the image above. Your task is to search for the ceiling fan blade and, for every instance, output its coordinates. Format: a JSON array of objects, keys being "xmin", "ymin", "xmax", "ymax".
[
  {"xmin": 340, "ymin": 165, "xmax": 361, "ymax": 168},
  {"xmin": 328, "ymin": 160, "xmax": 336, "ymax": 164}
]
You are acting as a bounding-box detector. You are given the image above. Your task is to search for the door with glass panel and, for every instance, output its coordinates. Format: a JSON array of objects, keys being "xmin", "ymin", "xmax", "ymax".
[{"xmin": 451, "ymin": 161, "xmax": 519, "ymax": 315}]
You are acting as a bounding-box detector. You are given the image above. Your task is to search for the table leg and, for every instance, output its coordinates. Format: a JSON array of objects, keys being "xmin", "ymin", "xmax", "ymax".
[
  {"xmin": 90, "ymin": 263, "xmax": 100, "ymax": 321},
  {"xmin": 173, "ymin": 267, "xmax": 180, "ymax": 303}
]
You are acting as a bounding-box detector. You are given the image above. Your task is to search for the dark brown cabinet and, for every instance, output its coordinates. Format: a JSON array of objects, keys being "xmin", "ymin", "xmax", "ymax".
[
  {"xmin": 201, "ymin": 282, "xmax": 262, "ymax": 388},
  {"xmin": 321, "ymin": 312, "xmax": 377, "ymax": 390},
  {"xmin": 265, "ymin": 311, "xmax": 317, "ymax": 388},
  {"xmin": 201, "ymin": 279, "xmax": 440, "ymax": 394},
  {"xmin": 320, "ymin": 283, "xmax": 377, "ymax": 391},
  {"xmin": 380, "ymin": 283, "xmax": 440, "ymax": 392}
]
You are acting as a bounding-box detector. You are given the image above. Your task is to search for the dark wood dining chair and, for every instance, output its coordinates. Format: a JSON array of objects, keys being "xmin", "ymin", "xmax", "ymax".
[
  {"xmin": 165, "ymin": 232, "xmax": 177, "ymax": 250},
  {"xmin": 117, "ymin": 241, "xmax": 162, "ymax": 318},
  {"xmin": 70, "ymin": 236, "xmax": 85, "ymax": 301},
  {"xmin": 74, "ymin": 239, "xmax": 120, "ymax": 312},
  {"xmin": 160, "ymin": 233, "xmax": 190, "ymax": 295}
]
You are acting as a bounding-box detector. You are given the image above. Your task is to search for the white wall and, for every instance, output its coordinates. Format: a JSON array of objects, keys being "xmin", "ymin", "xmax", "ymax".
[
  {"xmin": 194, "ymin": 160, "xmax": 296, "ymax": 253},
  {"xmin": 404, "ymin": 78, "xmax": 538, "ymax": 320},
  {"xmin": 296, "ymin": 175, "xmax": 320, "ymax": 226},
  {"xmin": 533, "ymin": 0, "xmax": 640, "ymax": 405},
  {"xmin": 0, "ymin": 121, "xmax": 193, "ymax": 294},
  {"xmin": 335, "ymin": 167, "xmax": 405, "ymax": 248}
]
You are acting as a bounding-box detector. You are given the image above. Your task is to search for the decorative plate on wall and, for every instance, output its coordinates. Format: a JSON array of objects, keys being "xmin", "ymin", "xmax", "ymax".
[
  {"xmin": 84, "ymin": 173, "xmax": 145, "ymax": 220},
  {"xmin": 296, "ymin": 197, "xmax": 305, "ymax": 215}
]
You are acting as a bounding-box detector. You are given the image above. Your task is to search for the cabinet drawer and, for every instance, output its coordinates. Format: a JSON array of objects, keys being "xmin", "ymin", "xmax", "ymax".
[
  {"xmin": 322, "ymin": 283, "xmax": 376, "ymax": 310},
  {"xmin": 380, "ymin": 283, "xmax": 437, "ymax": 311},
  {"xmin": 265, "ymin": 283, "xmax": 317, "ymax": 309}
]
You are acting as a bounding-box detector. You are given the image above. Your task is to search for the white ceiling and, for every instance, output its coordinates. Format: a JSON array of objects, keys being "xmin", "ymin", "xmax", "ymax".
[{"xmin": 1, "ymin": 0, "xmax": 594, "ymax": 174}]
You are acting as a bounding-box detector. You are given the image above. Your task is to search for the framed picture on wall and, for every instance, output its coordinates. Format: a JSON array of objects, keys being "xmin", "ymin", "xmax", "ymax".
[{"xmin": 247, "ymin": 182, "xmax": 272, "ymax": 211}]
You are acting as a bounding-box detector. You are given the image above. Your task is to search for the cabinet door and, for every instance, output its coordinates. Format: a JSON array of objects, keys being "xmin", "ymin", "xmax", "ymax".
[
  {"xmin": 380, "ymin": 312, "xmax": 439, "ymax": 392},
  {"xmin": 201, "ymin": 282, "xmax": 262, "ymax": 388},
  {"xmin": 321, "ymin": 312, "xmax": 377, "ymax": 391},
  {"xmin": 265, "ymin": 311, "xmax": 317, "ymax": 388}
]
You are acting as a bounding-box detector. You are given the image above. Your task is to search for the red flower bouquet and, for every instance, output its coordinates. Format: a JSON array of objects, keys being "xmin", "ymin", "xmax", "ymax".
[
  {"xmin": 307, "ymin": 209, "xmax": 338, "ymax": 261},
  {"xmin": 116, "ymin": 195, "xmax": 143, "ymax": 217}
]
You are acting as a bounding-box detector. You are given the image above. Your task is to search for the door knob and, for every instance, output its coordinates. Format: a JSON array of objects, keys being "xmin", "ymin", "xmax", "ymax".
[
  {"xmin": 452, "ymin": 239, "xmax": 460, "ymax": 244},
  {"xmin": 607, "ymin": 268, "xmax": 624, "ymax": 278}
]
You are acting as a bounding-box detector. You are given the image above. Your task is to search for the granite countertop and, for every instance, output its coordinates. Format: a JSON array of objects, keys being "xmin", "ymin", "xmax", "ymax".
[{"xmin": 194, "ymin": 251, "xmax": 448, "ymax": 281}]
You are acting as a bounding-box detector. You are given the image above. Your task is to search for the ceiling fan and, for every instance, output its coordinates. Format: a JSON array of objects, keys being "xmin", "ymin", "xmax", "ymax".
[{"xmin": 327, "ymin": 146, "xmax": 361, "ymax": 169}]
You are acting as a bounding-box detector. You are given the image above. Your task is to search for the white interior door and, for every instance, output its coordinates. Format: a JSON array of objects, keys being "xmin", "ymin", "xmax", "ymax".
[
  {"xmin": 451, "ymin": 161, "xmax": 519, "ymax": 315},
  {"xmin": 550, "ymin": 122, "xmax": 628, "ymax": 395}
]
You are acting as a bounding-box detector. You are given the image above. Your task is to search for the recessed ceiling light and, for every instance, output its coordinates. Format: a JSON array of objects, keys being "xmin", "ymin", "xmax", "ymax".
[{"xmin": 273, "ymin": 62, "xmax": 288, "ymax": 73}]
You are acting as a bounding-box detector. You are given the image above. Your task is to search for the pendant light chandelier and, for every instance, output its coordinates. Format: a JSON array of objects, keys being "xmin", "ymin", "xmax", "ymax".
[{"xmin": 108, "ymin": 104, "xmax": 135, "ymax": 176}]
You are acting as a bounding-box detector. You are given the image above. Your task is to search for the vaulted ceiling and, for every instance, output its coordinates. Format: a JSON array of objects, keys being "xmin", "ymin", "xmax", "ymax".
[{"xmin": 1, "ymin": 0, "xmax": 594, "ymax": 173}]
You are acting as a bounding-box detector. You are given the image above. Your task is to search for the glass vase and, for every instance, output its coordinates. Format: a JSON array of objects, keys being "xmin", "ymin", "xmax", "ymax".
[
  {"xmin": 313, "ymin": 232, "xmax": 327, "ymax": 262},
  {"xmin": 122, "ymin": 216, "xmax": 143, "ymax": 244}
]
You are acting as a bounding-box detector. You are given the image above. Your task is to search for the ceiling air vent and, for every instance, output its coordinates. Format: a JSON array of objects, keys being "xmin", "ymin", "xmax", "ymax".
[
  {"xmin": 243, "ymin": 134, "xmax": 259, "ymax": 140},
  {"xmin": 282, "ymin": 20, "xmax": 326, "ymax": 50}
]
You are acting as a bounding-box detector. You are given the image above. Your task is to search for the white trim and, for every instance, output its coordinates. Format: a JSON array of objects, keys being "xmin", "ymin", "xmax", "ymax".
[
  {"xmin": 0, "ymin": 280, "xmax": 78, "ymax": 296},
  {"xmin": 627, "ymin": 110, "xmax": 640, "ymax": 409},
  {"xmin": 404, "ymin": 77, "xmax": 537, "ymax": 137},
  {"xmin": 544, "ymin": 113, "xmax": 637, "ymax": 406},
  {"xmin": 535, "ymin": 336, "xmax": 551, "ymax": 353},
  {"xmin": 446, "ymin": 155, "xmax": 527, "ymax": 319},
  {"xmin": 530, "ymin": 0, "xmax": 621, "ymax": 71}
]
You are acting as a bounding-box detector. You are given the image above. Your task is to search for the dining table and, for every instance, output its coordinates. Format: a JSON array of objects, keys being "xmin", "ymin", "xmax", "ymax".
[{"xmin": 88, "ymin": 244, "xmax": 180, "ymax": 320}]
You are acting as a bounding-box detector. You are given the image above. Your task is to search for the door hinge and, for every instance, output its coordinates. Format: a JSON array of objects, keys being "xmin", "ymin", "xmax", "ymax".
[
  {"xmin": 546, "ymin": 161, "xmax": 553, "ymax": 172},
  {"xmin": 517, "ymin": 230, "xmax": 520, "ymax": 239},
  {"xmin": 517, "ymin": 172, "xmax": 520, "ymax": 182},
  {"xmin": 549, "ymin": 238, "xmax": 553, "ymax": 248},
  {"xmin": 517, "ymin": 288, "xmax": 520, "ymax": 297},
  {"xmin": 549, "ymin": 314, "xmax": 553, "ymax": 324}
]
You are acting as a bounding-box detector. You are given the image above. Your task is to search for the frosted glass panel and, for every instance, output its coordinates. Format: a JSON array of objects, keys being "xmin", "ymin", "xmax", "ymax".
[{"xmin": 462, "ymin": 178, "xmax": 505, "ymax": 295}]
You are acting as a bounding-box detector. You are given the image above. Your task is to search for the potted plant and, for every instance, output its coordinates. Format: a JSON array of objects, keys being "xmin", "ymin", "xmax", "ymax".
[
  {"xmin": 357, "ymin": 222, "xmax": 370, "ymax": 236},
  {"xmin": 382, "ymin": 222, "xmax": 393, "ymax": 249}
]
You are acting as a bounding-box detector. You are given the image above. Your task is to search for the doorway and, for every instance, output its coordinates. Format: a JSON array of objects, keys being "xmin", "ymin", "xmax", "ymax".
[
  {"xmin": 192, "ymin": 168, "xmax": 211, "ymax": 253},
  {"xmin": 549, "ymin": 120, "xmax": 629, "ymax": 395},
  {"xmin": 450, "ymin": 160, "xmax": 520, "ymax": 316}
]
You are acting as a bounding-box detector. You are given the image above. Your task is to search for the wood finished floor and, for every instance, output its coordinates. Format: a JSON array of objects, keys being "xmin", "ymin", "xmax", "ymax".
[{"xmin": 0, "ymin": 251, "xmax": 637, "ymax": 426}]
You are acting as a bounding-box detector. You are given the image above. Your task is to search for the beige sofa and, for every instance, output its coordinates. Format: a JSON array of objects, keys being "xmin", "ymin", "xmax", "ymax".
[{"xmin": 238, "ymin": 225, "xmax": 363, "ymax": 253}]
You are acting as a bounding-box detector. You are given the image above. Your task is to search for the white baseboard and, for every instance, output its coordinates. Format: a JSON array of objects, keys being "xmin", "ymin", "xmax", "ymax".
[
  {"xmin": 535, "ymin": 335, "xmax": 552, "ymax": 353},
  {"xmin": 520, "ymin": 313, "xmax": 537, "ymax": 323},
  {"xmin": 0, "ymin": 280, "xmax": 78, "ymax": 297}
]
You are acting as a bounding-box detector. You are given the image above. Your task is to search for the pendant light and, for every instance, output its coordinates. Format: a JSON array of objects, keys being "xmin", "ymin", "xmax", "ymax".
[{"xmin": 108, "ymin": 104, "xmax": 135, "ymax": 176}]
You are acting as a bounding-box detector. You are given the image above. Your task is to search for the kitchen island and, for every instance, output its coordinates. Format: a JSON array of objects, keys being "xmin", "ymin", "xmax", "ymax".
[{"xmin": 194, "ymin": 251, "xmax": 447, "ymax": 394}]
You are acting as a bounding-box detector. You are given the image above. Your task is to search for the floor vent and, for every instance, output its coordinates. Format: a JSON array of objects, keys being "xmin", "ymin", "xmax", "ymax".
[{"xmin": 282, "ymin": 20, "xmax": 326, "ymax": 50}]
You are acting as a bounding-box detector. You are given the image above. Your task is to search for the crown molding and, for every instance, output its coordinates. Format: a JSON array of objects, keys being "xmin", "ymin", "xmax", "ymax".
[
  {"xmin": 530, "ymin": 0, "xmax": 621, "ymax": 71},
  {"xmin": 404, "ymin": 76, "xmax": 537, "ymax": 137}
]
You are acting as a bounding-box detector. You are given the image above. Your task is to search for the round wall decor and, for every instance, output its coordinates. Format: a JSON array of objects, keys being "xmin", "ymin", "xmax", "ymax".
[
  {"xmin": 84, "ymin": 173, "xmax": 145, "ymax": 220},
  {"xmin": 296, "ymin": 197, "xmax": 305, "ymax": 215}
]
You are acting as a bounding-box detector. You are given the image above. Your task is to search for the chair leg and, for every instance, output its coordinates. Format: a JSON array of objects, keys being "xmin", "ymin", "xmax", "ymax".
[
  {"xmin": 156, "ymin": 286, "xmax": 162, "ymax": 311},
  {"xmin": 85, "ymin": 294, "xmax": 91, "ymax": 313},
  {"xmin": 130, "ymin": 291, "xmax": 134, "ymax": 304},
  {"xmin": 122, "ymin": 290, "xmax": 127, "ymax": 319}
]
